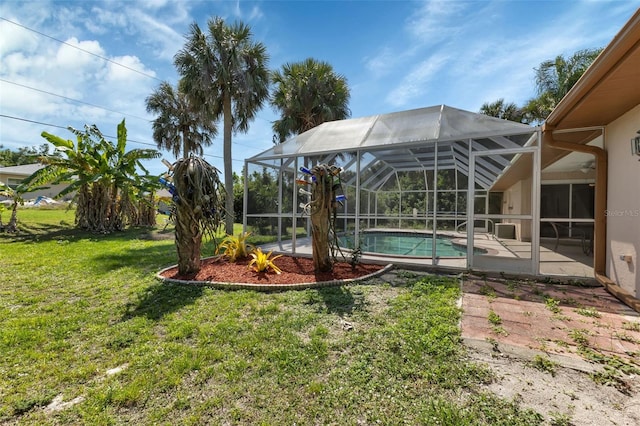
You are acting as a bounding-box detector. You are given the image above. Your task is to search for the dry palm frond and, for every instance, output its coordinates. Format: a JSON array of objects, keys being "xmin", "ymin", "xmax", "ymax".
[{"xmin": 172, "ymin": 156, "xmax": 226, "ymax": 274}]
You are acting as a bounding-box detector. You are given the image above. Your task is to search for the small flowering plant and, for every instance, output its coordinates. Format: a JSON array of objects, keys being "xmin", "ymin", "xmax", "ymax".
[{"xmin": 248, "ymin": 248, "xmax": 283, "ymax": 274}]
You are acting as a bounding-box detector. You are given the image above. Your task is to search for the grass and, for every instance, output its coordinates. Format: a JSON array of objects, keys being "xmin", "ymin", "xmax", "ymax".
[{"xmin": 0, "ymin": 209, "xmax": 546, "ymax": 424}]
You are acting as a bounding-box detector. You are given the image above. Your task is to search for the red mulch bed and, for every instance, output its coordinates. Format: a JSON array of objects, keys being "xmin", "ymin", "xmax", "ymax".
[{"xmin": 160, "ymin": 255, "xmax": 385, "ymax": 285}]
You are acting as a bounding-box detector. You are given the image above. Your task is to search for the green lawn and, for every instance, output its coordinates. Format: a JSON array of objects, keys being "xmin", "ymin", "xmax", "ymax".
[{"xmin": 0, "ymin": 209, "xmax": 543, "ymax": 424}]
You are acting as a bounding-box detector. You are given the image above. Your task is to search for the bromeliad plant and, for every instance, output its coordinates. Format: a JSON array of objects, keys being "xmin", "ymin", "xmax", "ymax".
[
  {"xmin": 248, "ymin": 247, "xmax": 283, "ymax": 274},
  {"xmin": 217, "ymin": 232, "xmax": 254, "ymax": 262}
]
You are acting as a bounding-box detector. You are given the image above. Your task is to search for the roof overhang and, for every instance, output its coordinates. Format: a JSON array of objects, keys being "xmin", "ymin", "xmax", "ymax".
[
  {"xmin": 494, "ymin": 8, "xmax": 640, "ymax": 191},
  {"xmin": 544, "ymin": 8, "xmax": 640, "ymax": 132}
]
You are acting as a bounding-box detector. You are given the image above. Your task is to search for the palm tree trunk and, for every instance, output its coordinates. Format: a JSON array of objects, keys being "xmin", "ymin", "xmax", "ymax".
[
  {"xmin": 175, "ymin": 202, "xmax": 202, "ymax": 275},
  {"xmin": 223, "ymin": 93, "xmax": 234, "ymax": 236},
  {"xmin": 310, "ymin": 166, "xmax": 334, "ymax": 272},
  {"xmin": 181, "ymin": 129, "xmax": 188, "ymax": 160}
]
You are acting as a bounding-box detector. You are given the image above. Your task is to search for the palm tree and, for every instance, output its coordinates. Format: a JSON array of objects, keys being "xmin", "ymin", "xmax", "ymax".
[
  {"xmin": 479, "ymin": 98, "xmax": 527, "ymax": 123},
  {"xmin": 174, "ymin": 17, "xmax": 270, "ymax": 235},
  {"xmin": 524, "ymin": 48, "xmax": 602, "ymax": 123},
  {"xmin": 171, "ymin": 156, "xmax": 225, "ymax": 275},
  {"xmin": 145, "ymin": 81, "xmax": 217, "ymax": 159},
  {"xmin": 270, "ymin": 58, "xmax": 351, "ymax": 143}
]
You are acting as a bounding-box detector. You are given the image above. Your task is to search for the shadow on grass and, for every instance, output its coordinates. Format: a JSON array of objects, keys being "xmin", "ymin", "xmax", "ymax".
[
  {"xmin": 91, "ymin": 242, "xmax": 177, "ymax": 276},
  {"xmin": 121, "ymin": 281, "xmax": 205, "ymax": 321},
  {"xmin": 316, "ymin": 286, "xmax": 362, "ymax": 316},
  {"xmin": 0, "ymin": 223, "xmax": 88, "ymax": 243}
]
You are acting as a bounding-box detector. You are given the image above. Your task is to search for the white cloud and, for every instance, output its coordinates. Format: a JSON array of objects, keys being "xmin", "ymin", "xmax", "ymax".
[
  {"xmin": 364, "ymin": 46, "xmax": 398, "ymax": 77},
  {"xmin": 246, "ymin": 5, "xmax": 264, "ymax": 22},
  {"xmin": 85, "ymin": 7, "xmax": 131, "ymax": 35},
  {"xmin": 405, "ymin": 0, "xmax": 468, "ymax": 43},
  {"xmin": 106, "ymin": 55, "xmax": 156, "ymax": 82},
  {"xmin": 0, "ymin": 19, "xmax": 40, "ymax": 56},
  {"xmin": 129, "ymin": 9, "xmax": 185, "ymax": 61},
  {"xmin": 56, "ymin": 37, "xmax": 105, "ymax": 68},
  {"xmin": 385, "ymin": 53, "xmax": 450, "ymax": 107}
]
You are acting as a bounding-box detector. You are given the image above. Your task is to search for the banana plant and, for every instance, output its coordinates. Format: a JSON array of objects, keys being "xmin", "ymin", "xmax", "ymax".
[
  {"xmin": 23, "ymin": 119, "xmax": 160, "ymax": 233},
  {"xmin": 0, "ymin": 182, "xmax": 27, "ymax": 233}
]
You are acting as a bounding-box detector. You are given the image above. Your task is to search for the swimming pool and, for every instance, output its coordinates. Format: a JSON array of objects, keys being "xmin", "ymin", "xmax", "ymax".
[{"xmin": 339, "ymin": 231, "xmax": 485, "ymax": 258}]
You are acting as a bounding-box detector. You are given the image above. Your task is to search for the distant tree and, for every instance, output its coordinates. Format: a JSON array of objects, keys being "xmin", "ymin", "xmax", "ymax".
[
  {"xmin": 270, "ymin": 58, "xmax": 350, "ymax": 144},
  {"xmin": 145, "ymin": 81, "xmax": 217, "ymax": 159},
  {"xmin": 175, "ymin": 17, "xmax": 270, "ymax": 236},
  {"xmin": 232, "ymin": 171, "xmax": 245, "ymax": 224},
  {"xmin": 479, "ymin": 98, "xmax": 527, "ymax": 123},
  {"xmin": 245, "ymin": 167, "xmax": 278, "ymax": 233},
  {"xmin": 0, "ymin": 144, "xmax": 61, "ymax": 167},
  {"xmin": 523, "ymin": 48, "xmax": 602, "ymax": 123}
]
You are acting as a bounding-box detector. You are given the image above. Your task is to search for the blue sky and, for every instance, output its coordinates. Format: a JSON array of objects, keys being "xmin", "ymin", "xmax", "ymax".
[{"xmin": 1, "ymin": 0, "xmax": 638, "ymax": 176}]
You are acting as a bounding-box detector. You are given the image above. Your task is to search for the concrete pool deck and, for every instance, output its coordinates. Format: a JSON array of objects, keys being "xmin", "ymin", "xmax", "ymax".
[{"xmin": 260, "ymin": 232, "xmax": 594, "ymax": 279}]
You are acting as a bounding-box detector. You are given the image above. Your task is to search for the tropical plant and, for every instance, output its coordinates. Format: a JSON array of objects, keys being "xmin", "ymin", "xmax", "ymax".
[
  {"xmin": 104, "ymin": 122, "xmax": 161, "ymax": 229},
  {"xmin": 248, "ymin": 247, "xmax": 283, "ymax": 274},
  {"xmin": 0, "ymin": 181, "xmax": 27, "ymax": 233},
  {"xmin": 145, "ymin": 81, "xmax": 217, "ymax": 159},
  {"xmin": 23, "ymin": 120, "xmax": 160, "ymax": 233},
  {"xmin": 174, "ymin": 16, "xmax": 270, "ymax": 236},
  {"xmin": 523, "ymin": 48, "xmax": 602, "ymax": 123},
  {"xmin": 270, "ymin": 58, "xmax": 351, "ymax": 143},
  {"xmin": 171, "ymin": 156, "xmax": 226, "ymax": 275},
  {"xmin": 217, "ymin": 232, "xmax": 254, "ymax": 262}
]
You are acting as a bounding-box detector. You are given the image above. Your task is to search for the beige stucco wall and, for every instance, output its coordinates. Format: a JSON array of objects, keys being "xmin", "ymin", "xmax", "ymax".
[
  {"xmin": 605, "ymin": 103, "xmax": 640, "ymax": 297},
  {"xmin": 502, "ymin": 177, "xmax": 532, "ymax": 241}
]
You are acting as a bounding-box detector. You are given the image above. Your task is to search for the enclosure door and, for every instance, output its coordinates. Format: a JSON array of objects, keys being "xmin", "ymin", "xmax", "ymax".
[
  {"xmin": 474, "ymin": 193, "xmax": 489, "ymax": 232},
  {"xmin": 467, "ymin": 147, "xmax": 540, "ymax": 274}
]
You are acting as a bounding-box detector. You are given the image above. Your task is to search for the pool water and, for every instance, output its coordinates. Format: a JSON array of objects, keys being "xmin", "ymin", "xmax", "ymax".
[{"xmin": 340, "ymin": 232, "xmax": 481, "ymax": 257}]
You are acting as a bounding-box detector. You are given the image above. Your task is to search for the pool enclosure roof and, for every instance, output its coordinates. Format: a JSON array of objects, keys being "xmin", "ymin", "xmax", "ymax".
[{"xmin": 247, "ymin": 105, "xmax": 538, "ymax": 190}]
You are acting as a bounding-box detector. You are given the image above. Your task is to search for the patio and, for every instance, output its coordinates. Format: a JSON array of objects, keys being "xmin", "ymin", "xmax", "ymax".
[{"xmin": 261, "ymin": 232, "xmax": 594, "ymax": 279}]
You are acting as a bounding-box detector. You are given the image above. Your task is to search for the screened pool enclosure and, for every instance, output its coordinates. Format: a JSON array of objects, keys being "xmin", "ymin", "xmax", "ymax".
[{"xmin": 243, "ymin": 105, "xmax": 542, "ymax": 274}]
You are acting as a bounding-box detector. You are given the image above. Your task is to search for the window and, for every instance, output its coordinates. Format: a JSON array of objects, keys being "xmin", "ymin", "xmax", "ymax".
[
  {"xmin": 540, "ymin": 183, "xmax": 594, "ymax": 238},
  {"xmin": 7, "ymin": 178, "xmax": 22, "ymax": 190}
]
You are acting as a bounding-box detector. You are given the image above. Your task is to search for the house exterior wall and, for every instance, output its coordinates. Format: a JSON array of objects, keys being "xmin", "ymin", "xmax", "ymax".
[
  {"xmin": 501, "ymin": 177, "xmax": 532, "ymax": 241},
  {"xmin": 605, "ymin": 103, "xmax": 640, "ymax": 297},
  {"xmin": 0, "ymin": 171, "xmax": 70, "ymax": 201}
]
